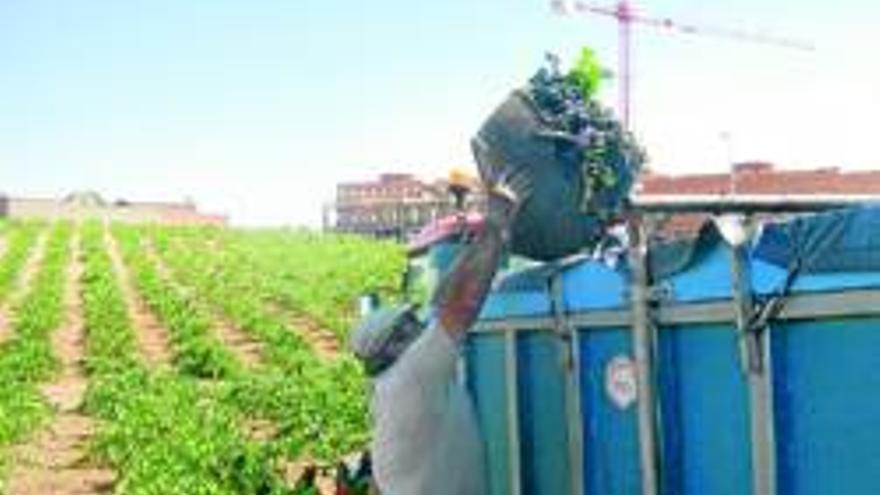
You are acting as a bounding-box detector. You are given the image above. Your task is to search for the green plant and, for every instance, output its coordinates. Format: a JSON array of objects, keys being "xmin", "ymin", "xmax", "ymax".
[
  {"xmin": 567, "ymin": 46, "xmax": 604, "ymax": 99},
  {"xmin": 2, "ymin": 221, "xmax": 400, "ymax": 491},
  {"xmin": 82, "ymin": 221, "xmax": 294, "ymax": 494},
  {"xmin": 0, "ymin": 222, "xmax": 69, "ymax": 482}
]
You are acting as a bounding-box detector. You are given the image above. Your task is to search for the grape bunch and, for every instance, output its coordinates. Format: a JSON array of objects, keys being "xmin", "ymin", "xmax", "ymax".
[{"xmin": 527, "ymin": 53, "xmax": 644, "ymax": 221}]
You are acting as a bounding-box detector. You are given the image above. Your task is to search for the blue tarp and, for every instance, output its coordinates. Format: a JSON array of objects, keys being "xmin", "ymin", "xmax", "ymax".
[
  {"xmin": 753, "ymin": 205, "xmax": 880, "ymax": 273},
  {"xmin": 479, "ymin": 205, "xmax": 880, "ymax": 319}
]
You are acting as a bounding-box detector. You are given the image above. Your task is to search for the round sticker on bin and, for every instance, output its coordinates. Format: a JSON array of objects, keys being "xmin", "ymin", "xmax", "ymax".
[{"xmin": 605, "ymin": 355, "xmax": 637, "ymax": 410}]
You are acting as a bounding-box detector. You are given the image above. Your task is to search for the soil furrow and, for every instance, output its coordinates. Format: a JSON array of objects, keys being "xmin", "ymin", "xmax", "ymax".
[
  {"xmin": 280, "ymin": 459, "xmax": 337, "ymax": 495},
  {"xmin": 104, "ymin": 227, "xmax": 173, "ymax": 367},
  {"xmin": 269, "ymin": 304, "xmax": 342, "ymax": 361},
  {"xmin": 167, "ymin": 236, "xmax": 340, "ymax": 361},
  {"xmin": 7, "ymin": 230, "xmax": 115, "ymax": 495},
  {"xmin": 288, "ymin": 314, "xmax": 341, "ymax": 360},
  {"xmin": 146, "ymin": 240, "xmax": 264, "ymax": 367}
]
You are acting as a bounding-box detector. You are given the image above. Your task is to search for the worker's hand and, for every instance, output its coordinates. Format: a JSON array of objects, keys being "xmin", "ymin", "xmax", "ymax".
[{"xmin": 486, "ymin": 168, "xmax": 531, "ymax": 235}]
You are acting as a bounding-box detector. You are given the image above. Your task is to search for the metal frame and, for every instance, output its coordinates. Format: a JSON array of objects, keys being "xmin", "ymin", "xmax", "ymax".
[
  {"xmin": 551, "ymin": 273, "xmax": 585, "ymax": 495},
  {"xmin": 504, "ymin": 329, "xmax": 523, "ymax": 495},
  {"xmin": 471, "ymin": 283, "xmax": 880, "ymax": 495},
  {"xmin": 628, "ymin": 217, "xmax": 661, "ymax": 495},
  {"xmin": 729, "ymin": 236, "xmax": 777, "ymax": 495},
  {"xmin": 747, "ymin": 332, "xmax": 777, "ymax": 495},
  {"xmin": 568, "ymin": 325, "xmax": 586, "ymax": 495},
  {"xmin": 472, "ymin": 288, "xmax": 880, "ymax": 334}
]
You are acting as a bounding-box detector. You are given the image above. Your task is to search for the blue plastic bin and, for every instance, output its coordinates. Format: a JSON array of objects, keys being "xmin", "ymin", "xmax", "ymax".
[{"xmin": 465, "ymin": 206, "xmax": 880, "ymax": 495}]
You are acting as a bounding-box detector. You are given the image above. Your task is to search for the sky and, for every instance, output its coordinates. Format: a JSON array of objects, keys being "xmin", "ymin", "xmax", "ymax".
[{"xmin": 1, "ymin": 0, "xmax": 877, "ymax": 226}]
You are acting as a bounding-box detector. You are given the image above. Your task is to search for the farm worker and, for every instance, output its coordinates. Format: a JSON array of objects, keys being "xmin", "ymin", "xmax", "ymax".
[{"xmin": 350, "ymin": 171, "xmax": 529, "ymax": 495}]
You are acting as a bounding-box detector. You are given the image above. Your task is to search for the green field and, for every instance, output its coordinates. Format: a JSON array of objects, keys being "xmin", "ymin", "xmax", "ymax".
[{"xmin": 0, "ymin": 220, "xmax": 406, "ymax": 494}]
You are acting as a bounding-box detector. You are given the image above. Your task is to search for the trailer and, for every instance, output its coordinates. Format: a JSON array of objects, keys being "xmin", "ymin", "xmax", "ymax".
[{"xmin": 449, "ymin": 197, "xmax": 880, "ymax": 495}]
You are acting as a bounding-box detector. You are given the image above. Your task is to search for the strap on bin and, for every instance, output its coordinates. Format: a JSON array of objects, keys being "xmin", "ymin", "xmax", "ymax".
[{"xmin": 740, "ymin": 258, "xmax": 801, "ymax": 373}]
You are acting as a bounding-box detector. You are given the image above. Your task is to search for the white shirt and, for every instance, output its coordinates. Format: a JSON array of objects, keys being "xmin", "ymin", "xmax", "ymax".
[{"xmin": 371, "ymin": 323, "xmax": 486, "ymax": 495}]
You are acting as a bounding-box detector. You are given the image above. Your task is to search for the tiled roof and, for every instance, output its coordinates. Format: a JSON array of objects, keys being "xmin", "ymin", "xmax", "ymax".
[
  {"xmin": 639, "ymin": 162, "xmax": 880, "ymax": 237},
  {"xmin": 641, "ymin": 162, "xmax": 880, "ymax": 196}
]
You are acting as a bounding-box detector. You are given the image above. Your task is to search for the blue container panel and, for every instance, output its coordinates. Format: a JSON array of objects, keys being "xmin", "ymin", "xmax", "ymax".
[
  {"xmin": 578, "ymin": 327, "xmax": 641, "ymax": 494},
  {"xmin": 465, "ymin": 334, "xmax": 510, "ymax": 495},
  {"xmin": 517, "ymin": 331, "xmax": 572, "ymax": 495},
  {"xmin": 562, "ymin": 261, "xmax": 628, "ymax": 311},
  {"xmin": 480, "ymin": 290, "xmax": 551, "ymax": 320},
  {"xmin": 667, "ymin": 245, "xmax": 733, "ymax": 303},
  {"xmin": 773, "ymin": 317, "xmax": 880, "ymax": 495},
  {"xmin": 658, "ymin": 324, "xmax": 752, "ymax": 495},
  {"xmin": 752, "ymin": 258, "xmax": 880, "ymax": 296}
]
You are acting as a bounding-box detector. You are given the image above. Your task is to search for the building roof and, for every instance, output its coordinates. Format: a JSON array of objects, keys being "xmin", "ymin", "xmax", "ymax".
[
  {"xmin": 338, "ymin": 173, "xmax": 422, "ymax": 189},
  {"xmin": 639, "ymin": 162, "xmax": 880, "ymax": 238},
  {"xmin": 640, "ymin": 162, "xmax": 880, "ymax": 196}
]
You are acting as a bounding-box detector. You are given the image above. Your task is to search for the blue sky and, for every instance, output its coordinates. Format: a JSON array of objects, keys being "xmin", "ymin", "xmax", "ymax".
[{"xmin": 1, "ymin": 1, "xmax": 876, "ymax": 226}]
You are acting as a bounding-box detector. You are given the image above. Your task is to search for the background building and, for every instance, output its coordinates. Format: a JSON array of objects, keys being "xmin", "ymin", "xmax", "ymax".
[
  {"xmin": 0, "ymin": 191, "xmax": 226, "ymax": 225},
  {"xmin": 332, "ymin": 173, "xmax": 485, "ymax": 239},
  {"xmin": 333, "ymin": 163, "xmax": 880, "ymax": 242},
  {"xmin": 639, "ymin": 161, "xmax": 880, "ymax": 238}
]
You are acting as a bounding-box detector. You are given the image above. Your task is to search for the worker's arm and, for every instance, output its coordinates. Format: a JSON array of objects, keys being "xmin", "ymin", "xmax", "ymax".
[{"xmin": 431, "ymin": 175, "xmax": 527, "ymax": 340}]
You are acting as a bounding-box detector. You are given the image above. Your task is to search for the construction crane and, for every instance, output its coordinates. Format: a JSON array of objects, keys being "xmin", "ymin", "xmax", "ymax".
[{"xmin": 550, "ymin": 0, "xmax": 814, "ymax": 129}]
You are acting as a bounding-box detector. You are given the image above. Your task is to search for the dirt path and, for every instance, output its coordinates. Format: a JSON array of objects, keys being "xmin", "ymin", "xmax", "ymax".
[
  {"xmin": 280, "ymin": 460, "xmax": 337, "ymax": 495},
  {"xmin": 0, "ymin": 230, "xmax": 48, "ymax": 345},
  {"xmin": 6, "ymin": 230, "xmax": 115, "ymax": 495},
  {"xmin": 282, "ymin": 310, "xmax": 342, "ymax": 361},
  {"xmin": 145, "ymin": 240, "xmax": 264, "ymax": 367},
  {"xmin": 105, "ymin": 228, "xmax": 173, "ymax": 367},
  {"xmin": 212, "ymin": 317, "xmax": 264, "ymax": 367}
]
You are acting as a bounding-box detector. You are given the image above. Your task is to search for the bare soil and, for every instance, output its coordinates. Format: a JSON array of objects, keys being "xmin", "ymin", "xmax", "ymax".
[
  {"xmin": 241, "ymin": 415, "xmax": 341, "ymax": 493},
  {"xmin": 105, "ymin": 229, "xmax": 173, "ymax": 367},
  {"xmin": 280, "ymin": 459, "xmax": 336, "ymax": 495},
  {"xmin": 6, "ymin": 231, "xmax": 115, "ymax": 495},
  {"xmin": 212, "ymin": 317, "xmax": 264, "ymax": 366},
  {"xmin": 277, "ymin": 307, "xmax": 342, "ymax": 361}
]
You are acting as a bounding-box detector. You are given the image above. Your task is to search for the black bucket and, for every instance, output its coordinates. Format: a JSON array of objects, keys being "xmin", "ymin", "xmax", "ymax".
[{"xmin": 473, "ymin": 90, "xmax": 623, "ymax": 261}]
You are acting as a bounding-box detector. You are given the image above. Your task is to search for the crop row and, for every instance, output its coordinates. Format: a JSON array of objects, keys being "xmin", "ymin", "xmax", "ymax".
[
  {"xmin": 0, "ymin": 221, "xmax": 394, "ymax": 493},
  {"xmin": 112, "ymin": 225, "xmax": 240, "ymax": 379},
  {"xmin": 241, "ymin": 231, "xmax": 405, "ymax": 337},
  {"xmin": 80, "ymin": 221, "xmax": 294, "ymax": 494},
  {"xmin": 108, "ymin": 223, "xmax": 366, "ymax": 485},
  {"xmin": 174, "ymin": 227, "xmax": 406, "ymax": 339},
  {"xmin": 0, "ymin": 221, "xmax": 43, "ymax": 304},
  {"xmin": 147, "ymin": 226, "xmax": 370, "ymax": 461},
  {"xmin": 0, "ymin": 222, "xmax": 69, "ymax": 484}
]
